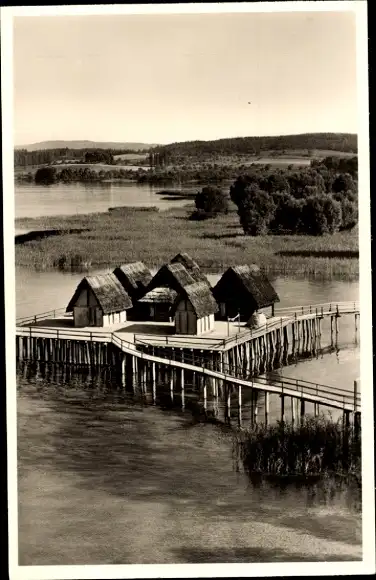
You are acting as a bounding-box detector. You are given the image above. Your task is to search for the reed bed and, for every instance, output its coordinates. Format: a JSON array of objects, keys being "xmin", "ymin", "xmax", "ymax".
[
  {"xmin": 15, "ymin": 206, "xmax": 359, "ymax": 277},
  {"xmin": 234, "ymin": 415, "xmax": 361, "ymax": 480}
]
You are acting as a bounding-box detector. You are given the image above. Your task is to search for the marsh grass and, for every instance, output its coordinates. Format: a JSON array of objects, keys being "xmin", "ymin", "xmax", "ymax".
[
  {"xmin": 15, "ymin": 206, "xmax": 359, "ymax": 277},
  {"xmin": 234, "ymin": 415, "xmax": 361, "ymax": 480}
]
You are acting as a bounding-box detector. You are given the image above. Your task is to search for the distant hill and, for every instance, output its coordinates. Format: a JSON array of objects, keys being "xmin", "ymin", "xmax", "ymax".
[
  {"xmin": 152, "ymin": 133, "xmax": 357, "ymax": 158},
  {"xmin": 15, "ymin": 140, "xmax": 157, "ymax": 152}
]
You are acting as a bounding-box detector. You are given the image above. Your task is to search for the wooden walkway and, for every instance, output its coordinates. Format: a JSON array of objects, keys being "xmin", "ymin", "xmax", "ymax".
[{"xmin": 16, "ymin": 300, "xmax": 361, "ymax": 415}]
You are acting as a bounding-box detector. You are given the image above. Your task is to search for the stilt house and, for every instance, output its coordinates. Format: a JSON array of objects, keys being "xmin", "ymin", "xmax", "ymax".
[
  {"xmin": 140, "ymin": 262, "xmax": 218, "ymax": 334},
  {"xmin": 212, "ymin": 265, "xmax": 279, "ymax": 321},
  {"xmin": 66, "ymin": 273, "xmax": 133, "ymax": 327}
]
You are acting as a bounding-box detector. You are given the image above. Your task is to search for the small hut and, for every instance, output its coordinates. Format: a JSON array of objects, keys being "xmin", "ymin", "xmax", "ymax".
[
  {"xmin": 113, "ymin": 261, "xmax": 153, "ymax": 300},
  {"xmin": 66, "ymin": 273, "xmax": 132, "ymax": 327},
  {"xmin": 175, "ymin": 281, "xmax": 218, "ymax": 335},
  {"xmin": 138, "ymin": 286, "xmax": 178, "ymax": 322},
  {"xmin": 212, "ymin": 265, "xmax": 279, "ymax": 321},
  {"xmin": 170, "ymin": 253, "xmax": 210, "ymax": 286}
]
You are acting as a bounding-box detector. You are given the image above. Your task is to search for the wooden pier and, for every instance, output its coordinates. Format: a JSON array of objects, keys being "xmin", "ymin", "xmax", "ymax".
[{"xmin": 16, "ymin": 301, "xmax": 361, "ymax": 425}]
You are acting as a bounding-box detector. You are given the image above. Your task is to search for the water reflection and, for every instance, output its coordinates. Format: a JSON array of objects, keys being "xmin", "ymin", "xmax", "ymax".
[
  {"xmin": 17, "ymin": 359, "xmax": 362, "ymax": 565},
  {"xmin": 15, "ymin": 181, "xmax": 195, "ymax": 219}
]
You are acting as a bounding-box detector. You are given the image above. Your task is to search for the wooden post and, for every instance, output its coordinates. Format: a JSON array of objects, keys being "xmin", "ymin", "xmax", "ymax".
[
  {"xmin": 354, "ymin": 411, "xmax": 361, "ymax": 441},
  {"xmin": 226, "ymin": 383, "xmax": 231, "ymax": 423},
  {"xmin": 343, "ymin": 409, "xmax": 350, "ymax": 429},
  {"xmin": 300, "ymin": 398, "xmax": 305, "ymax": 424},
  {"xmin": 354, "ymin": 380, "xmax": 359, "ymax": 413},
  {"xmin": 280, "ymin": 394, "xmax": 285, "ymax": 424},
  {"xmin": 343, "ymin": 409, "xmax": 350, "ymax": 469},
  {"xmin": 291, "ymin": 396, "xmax": 296, "ymax": 426},
  {"xmin": 152, "ymin": 361, "xmax": 156, "ymax": 386},
  {"xmin": 264, "ymin": 392, "xmax": 270, "ymax": 426},
  {"xmin": 238, "ymin": 385, "xmax": 242, "ymax": 427},
  {"xmin": 203, "ymin": 379, "xmax": 207, "ymax": 410},
  {"xmin": 253, "ymin": 390, "xmax": 258, "ymax": 424},
  {"xmin": 314, "ymin": 402, "xmax": 319, "ymax": 417},
  {"xmin": 170, "ymin": 369, "xmax": 174, "ymax": 400},
  {"xmin": 181, "ymin": 368, "xmax": 185, "ymax": 410}
]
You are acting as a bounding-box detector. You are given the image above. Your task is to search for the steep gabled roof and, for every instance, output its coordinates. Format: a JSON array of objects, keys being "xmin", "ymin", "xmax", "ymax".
[
  {"xmin": 66, "ymin": 273, "xmax": 133, "ymax": 314},
  {"xmin": 213, "ymin": 265, "xmax": 279, "ymax": 309},
  {"xmin": 170, "ymin": 252, "xmax": 210, "ymax": 285},
  {"xmin": 147, "ymin": 262, "xmax": 196, "ymax": 293},
  {"xmin": 183, "ymin": 281, "xmax": 219, "ymax": 318},
  {"xmin": 113, "ymin": 261, "xmax": 152, "ymax": 291}
]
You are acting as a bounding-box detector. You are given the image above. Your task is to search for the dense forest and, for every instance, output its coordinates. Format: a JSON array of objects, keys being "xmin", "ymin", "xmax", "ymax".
[{"xmin": 149, "ymin": 133, "xmax": 357, "ymax": 165}]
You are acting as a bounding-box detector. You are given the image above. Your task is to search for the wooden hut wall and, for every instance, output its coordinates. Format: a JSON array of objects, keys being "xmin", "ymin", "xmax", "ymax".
[
  {"xmin": 71, "ymin": 285, "xmax": 128, "ymax": 327},
  {"xmin": 72, "ymin": 286, "xmax": 104, "ymax": 327},
  {"xmin": 214, "ymin": 275, "xmax": 257, "ymax": 321},
  {"xmin": 175, "ymin": 299, "xmax": 215, "ymax": 335},
  {"xmin": 175, "ymin": 299, "xmax": 197, "ymax": 335},
  {"xmin": 102, "ymin": 310, "xmax": 127, "ymax": 326}
]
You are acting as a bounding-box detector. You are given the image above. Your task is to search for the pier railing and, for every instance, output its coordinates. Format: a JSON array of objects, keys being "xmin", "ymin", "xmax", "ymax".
[
  {"xmin": 16, "ymin": 307, "xmax": 68, "ymax": 327},
  {"xmin": 134, "ymin": 333, "xmax": 225, "ymax": 348},
  {"xmin": 116, "ymin": 334, "xmax": 361, "ymax": 412},
  {"xmin": 16, "ymin": 325, "xmax": 360, "ymax": 412},
  {"xmin": 134, "ymin": 339, "xmax": 360, "ymax": 409},
  {"xmin": 274, "ymin": 301, "xmax": 360, "ymax": 318}
]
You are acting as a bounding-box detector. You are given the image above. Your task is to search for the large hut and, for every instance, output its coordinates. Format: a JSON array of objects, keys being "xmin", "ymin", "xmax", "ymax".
[
  {"xmin": 170, "ymin": 252, "xmax": 210, "ymax": 285},
  {"xmin": 140, "ymin": 262, "xmax": 218, "ymax": 334},
  {"xmin": 66, "ymin": 273, "xmax": 133, "ymax": 327},
  {"xmin": 212, "ymin": 265, "xmax": 279, "ymax": 321}
]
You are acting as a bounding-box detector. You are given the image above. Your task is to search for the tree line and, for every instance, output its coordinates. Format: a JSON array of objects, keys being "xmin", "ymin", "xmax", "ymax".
[
  {"xmin": 14, "ymin": 147, "xmax": 140, "ymax": 168},
  {"xmin": 33, "ymin": 165, "xmax": 148, "ymax": 184},
  {"xmin": 193, "ymin": 157, "xmax": 358, "ymax": 236},
  {"xmin": 151, "ymin": 133, "xmax": 357, "ymax": 161}
]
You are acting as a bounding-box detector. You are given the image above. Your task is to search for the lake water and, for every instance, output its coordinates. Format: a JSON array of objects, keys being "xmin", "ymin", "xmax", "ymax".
[
  {"xmin": 15, "ymin": 181, "xmax": 196, "ymax": 219},
  {"xmin": 15, "ymin": 266, "xmax": 361, "ymax": 564}
]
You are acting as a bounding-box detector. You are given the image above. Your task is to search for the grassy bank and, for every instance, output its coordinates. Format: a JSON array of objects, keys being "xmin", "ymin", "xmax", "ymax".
[{"xmin": 15, "ymin": 205, "xmax": 359, "ymax": 277}]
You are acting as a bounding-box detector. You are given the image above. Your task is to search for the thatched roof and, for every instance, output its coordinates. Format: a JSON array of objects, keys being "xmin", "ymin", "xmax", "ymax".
[
  {"xmin": 146, "ymin": 263, "xmax": 217, "ymax": 318},
  {"xmin": 170, "ymin": 252, "xmax": 210, "ymax": 285},
  {"xmin": 147, "ymin": 262, "xmax": 196, "ymax": 293},
  {"xmin": 113, "ymin": 261, "xmax": 152, "ymax": 292},
  {"xmin": 138, "ymin": 286, "xmax": 178, "ymax": 304},
  {"xmin": 213, "ymin": 265, "xmax": 279, "ymax": 309},
  {"xmin": 183, "ymin": 281, "xmax": 219, "ymax": 318},
  {"xmin": 66, "ymin": 273, "xmax": 133, "ymax": 314}
]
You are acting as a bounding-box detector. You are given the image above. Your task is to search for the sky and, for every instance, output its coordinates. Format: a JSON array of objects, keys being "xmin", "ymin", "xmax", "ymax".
[{"xmin": 13, "ymin": 9, "xmax": 358, "ymax": 146}]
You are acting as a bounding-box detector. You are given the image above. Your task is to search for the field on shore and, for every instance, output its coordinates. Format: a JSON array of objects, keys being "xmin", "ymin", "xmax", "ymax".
[
  {"xmin": 14, "ymin": 148, "xmax": 356, "ymax": 178},
  {"xmin": 15, "ymin": 205, "xmax": 359, "ymax": 278}
]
